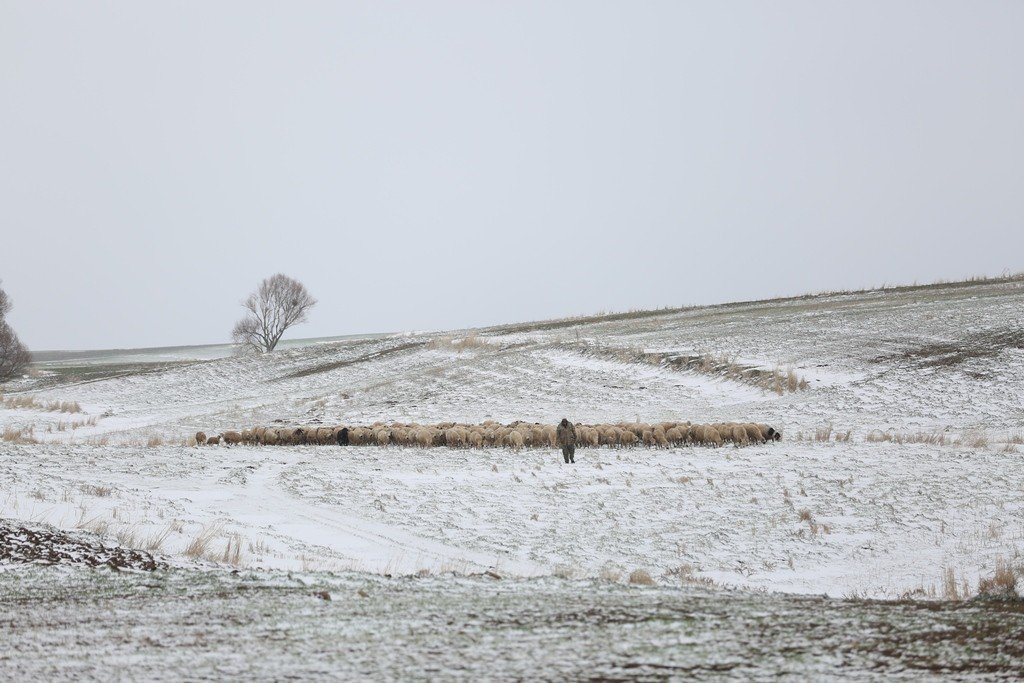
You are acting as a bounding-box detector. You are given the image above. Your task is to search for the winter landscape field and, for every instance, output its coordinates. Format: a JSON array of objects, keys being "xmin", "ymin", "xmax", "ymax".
[{"xmin": 2, "ymin": 276, "xmax": 1024, "ymax": 679}]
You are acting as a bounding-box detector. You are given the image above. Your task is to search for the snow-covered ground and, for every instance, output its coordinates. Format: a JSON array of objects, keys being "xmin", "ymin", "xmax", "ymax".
[
  {"xmin": 5, "ymin": 566, "xmax": 1023, "ymax": 681},
  {"xmin": 2, "ymin": 278, "xmax": 1023, "ymax": 602}
]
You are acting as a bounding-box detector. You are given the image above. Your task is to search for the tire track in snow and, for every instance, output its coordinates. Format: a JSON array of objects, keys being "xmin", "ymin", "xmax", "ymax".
[{"xmin": 215, "ymin": 459, "xmax": 541, "ymax": 576}]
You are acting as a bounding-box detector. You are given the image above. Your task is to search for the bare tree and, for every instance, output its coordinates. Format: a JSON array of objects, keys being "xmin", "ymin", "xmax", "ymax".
[
  {"xmin": 0, "ymin": 281, "xmax": 31, "ymax": 381},
  {"xmin": 232, "ymin": 274, "xmax": 317, "ymax": 353},
  {"xmin": 0, "ymin": 284, "xmax": 10, "ymax": 319}
]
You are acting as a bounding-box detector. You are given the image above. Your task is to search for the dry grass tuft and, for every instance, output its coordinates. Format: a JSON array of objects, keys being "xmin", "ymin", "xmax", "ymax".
[
  {"xmin": 942, "ymin": 567, "xmax": 961, "ymax": 601},
  {"xmin": 866, "ymin": 430, "xmax": 949, "ymax": 445},
  {"xmin": 977, "ymin": 559, "xmax": 1020, "ymax": 598},
  {"xmin": 666, "ymin": 564, "xmax": 716, "ymax": 587},
  {"xmin": 2, "ymin": 425, "xmax": 38, "ymax": 444},
  {"xmin": 571, "ymin": 344, "xmax": 809, "ymax": 394},
  {"xmin": 956, "ymin": 432, "xmax": 989, "ymax": 449},
  {"xmin": 80, "ymin": 484, "xmax": 113, "ymax": 497},
  {"xmin": 628, "ymin": 568, "xmax": 656, "ymax": 586},
  {"xmin": 114, "ymin": 527, "xmax": 140, "ymax": 548},
  {"xmin": 941, "ymin": 567, "xmax": 973, "ymax": 601},
  {"xmin": 144, "ymin": 524, "xmax": 176, "ymax": 552},
  {"xmin": 553, "ymin": 564, "xmax": 576, "ymax": 579},
  {"xmin": 428, "ymin": 334, "xmax": 492, "ymax": 352},
  {"xmin": 184, "ymin": 525, "xmax": 221, "ymax": 560},
  {"xmin": 798, "ymin": 509, "xmax": 813, "ymax": 522},
  {"xmin": 863, "ymin": 429, "xmax": 999, "ymax": 450},
  {"xmin": 0, "ymin": 394, "xmax": 82, "ymax": 413},
  {"xmin": 220, "ymin": 534, "xmax": 244, "ymax": 566}
]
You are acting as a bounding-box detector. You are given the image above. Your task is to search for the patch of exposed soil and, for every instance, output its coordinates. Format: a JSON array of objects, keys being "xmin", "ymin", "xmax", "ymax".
[
  {"xmin": 877, "ymin": 328, "xmax": 1024, "ymax": 368},
  {"xmin": 0, "ymin": 520, "xmax": 166, "ymax": 572}
]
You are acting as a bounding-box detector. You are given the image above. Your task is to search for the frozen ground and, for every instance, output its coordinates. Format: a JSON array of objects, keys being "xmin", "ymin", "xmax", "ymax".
[
  {"xmin": 3, "ymin": 566, "xmax": 1024, "ymax": 681},
  {"xmin": 2, "ymin": 440, "xmax": 1021, "ymax": 600},
  {"xmin": 2, "ymin": 277, "xmax": 1024, "ymax": 677}
]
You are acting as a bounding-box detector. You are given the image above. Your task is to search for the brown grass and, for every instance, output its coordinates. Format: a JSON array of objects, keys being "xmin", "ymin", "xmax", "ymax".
[
  {"xmin": 942, "ymin": 567, "xmax": 962, "ymax": 601},
  {"xmin": 666, "ymin": 564, "xmax": 716, "ymax": 587},
  {"xmin": 956, "ymin": 432, "xmax": 989, "ymax": 449},
  {"xmin": 184, "ymin": 525, "xmax": 221, "ymax": 560},
  {"xmin": 220, "ymin": 534, "xmax": 244, "ymax": 566},
  {"xmin": 862, "ymin": 429, "xmax": 1001, "ymax": 450},
  {"xmin": 628, "ymin": 568, "xmax": 656, "ymax": 586},
  {"xmin": 428, "ymin": 334, "xmax": 492, "ymax": 352},
  {"xmin": 977, "ymin": 559, "xmax": 1020, "ymax": 598},
  {"xmin": 572, "ymin": 344, "xmax": 809, "ymax": 394},
  {"xmin": 0, "ymin": 394, "xmax": 82, "ymax": 413},
  {"xmin": 2, "ymin": 426, "xmax": 38, "ymax": 443},
  {"xmin": 144, "ymin": 524, "xmax": 175, "ymax": 552},
  {"xmin": 866, "ymin": 430, "xmax": 948, "ymax": 445},
  {"xmin": 114, "ymin": 527, "xmax": 140, "ymax": 549},
  {"xmin": 80, "ymin": 484, "xmax": 113, "ymax": 497}
]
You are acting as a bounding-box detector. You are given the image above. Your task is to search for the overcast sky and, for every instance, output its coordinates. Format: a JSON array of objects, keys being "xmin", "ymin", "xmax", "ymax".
[{"xmin": 2, "ymin": 1, "xmax": 1022, "ymax": 350}]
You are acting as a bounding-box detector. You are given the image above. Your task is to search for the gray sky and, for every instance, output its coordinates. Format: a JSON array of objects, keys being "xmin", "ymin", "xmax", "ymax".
[{"xmin": 2, "ymin": 1, "xmax": 1022, "ymax": 351}]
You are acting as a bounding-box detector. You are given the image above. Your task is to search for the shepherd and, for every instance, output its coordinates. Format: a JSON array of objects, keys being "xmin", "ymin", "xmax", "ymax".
[{"xmin": 556, "ymin": 418, "xmax": 577, "ymax": 464}]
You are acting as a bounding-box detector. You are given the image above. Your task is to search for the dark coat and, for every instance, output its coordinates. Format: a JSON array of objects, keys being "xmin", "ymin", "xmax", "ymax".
[{"xmin": 556, "ymin": 421, "xmax": 577, "ymax": 448}]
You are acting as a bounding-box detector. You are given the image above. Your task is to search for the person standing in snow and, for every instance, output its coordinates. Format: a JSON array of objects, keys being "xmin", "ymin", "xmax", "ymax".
[{"xmin": 556, "ymin": 418, "xmax": 577, "ymax": 464}]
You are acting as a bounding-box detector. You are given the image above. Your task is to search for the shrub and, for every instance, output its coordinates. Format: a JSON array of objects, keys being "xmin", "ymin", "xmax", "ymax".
[
  {"xmin": 978, "ymin": 560, "xmax": 1019, "ymax": 598},
  {"xmin": 628, "ymin": 569, "xmax": 656, "ymax": 586}
]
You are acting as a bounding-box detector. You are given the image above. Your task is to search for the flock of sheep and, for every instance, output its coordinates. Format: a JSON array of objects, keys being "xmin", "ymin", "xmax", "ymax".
[{"xmin": 196, "ymin": 421, "xmax": 781, "ymax": 449}]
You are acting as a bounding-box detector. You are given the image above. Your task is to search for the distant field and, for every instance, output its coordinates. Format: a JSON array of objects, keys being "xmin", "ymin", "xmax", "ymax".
[{"xmin": 30, "ymin": 332, "xmax": 394, "ymax": 366}]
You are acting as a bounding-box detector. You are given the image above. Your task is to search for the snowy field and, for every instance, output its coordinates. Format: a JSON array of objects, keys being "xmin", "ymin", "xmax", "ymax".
[
  {"xmin": 4, "ymin": 566, "xmax": 1023, "ymax": 681},
  {"xmin": 3, "ymin": 277, "xmax": 1024, "ymax": 677}
]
